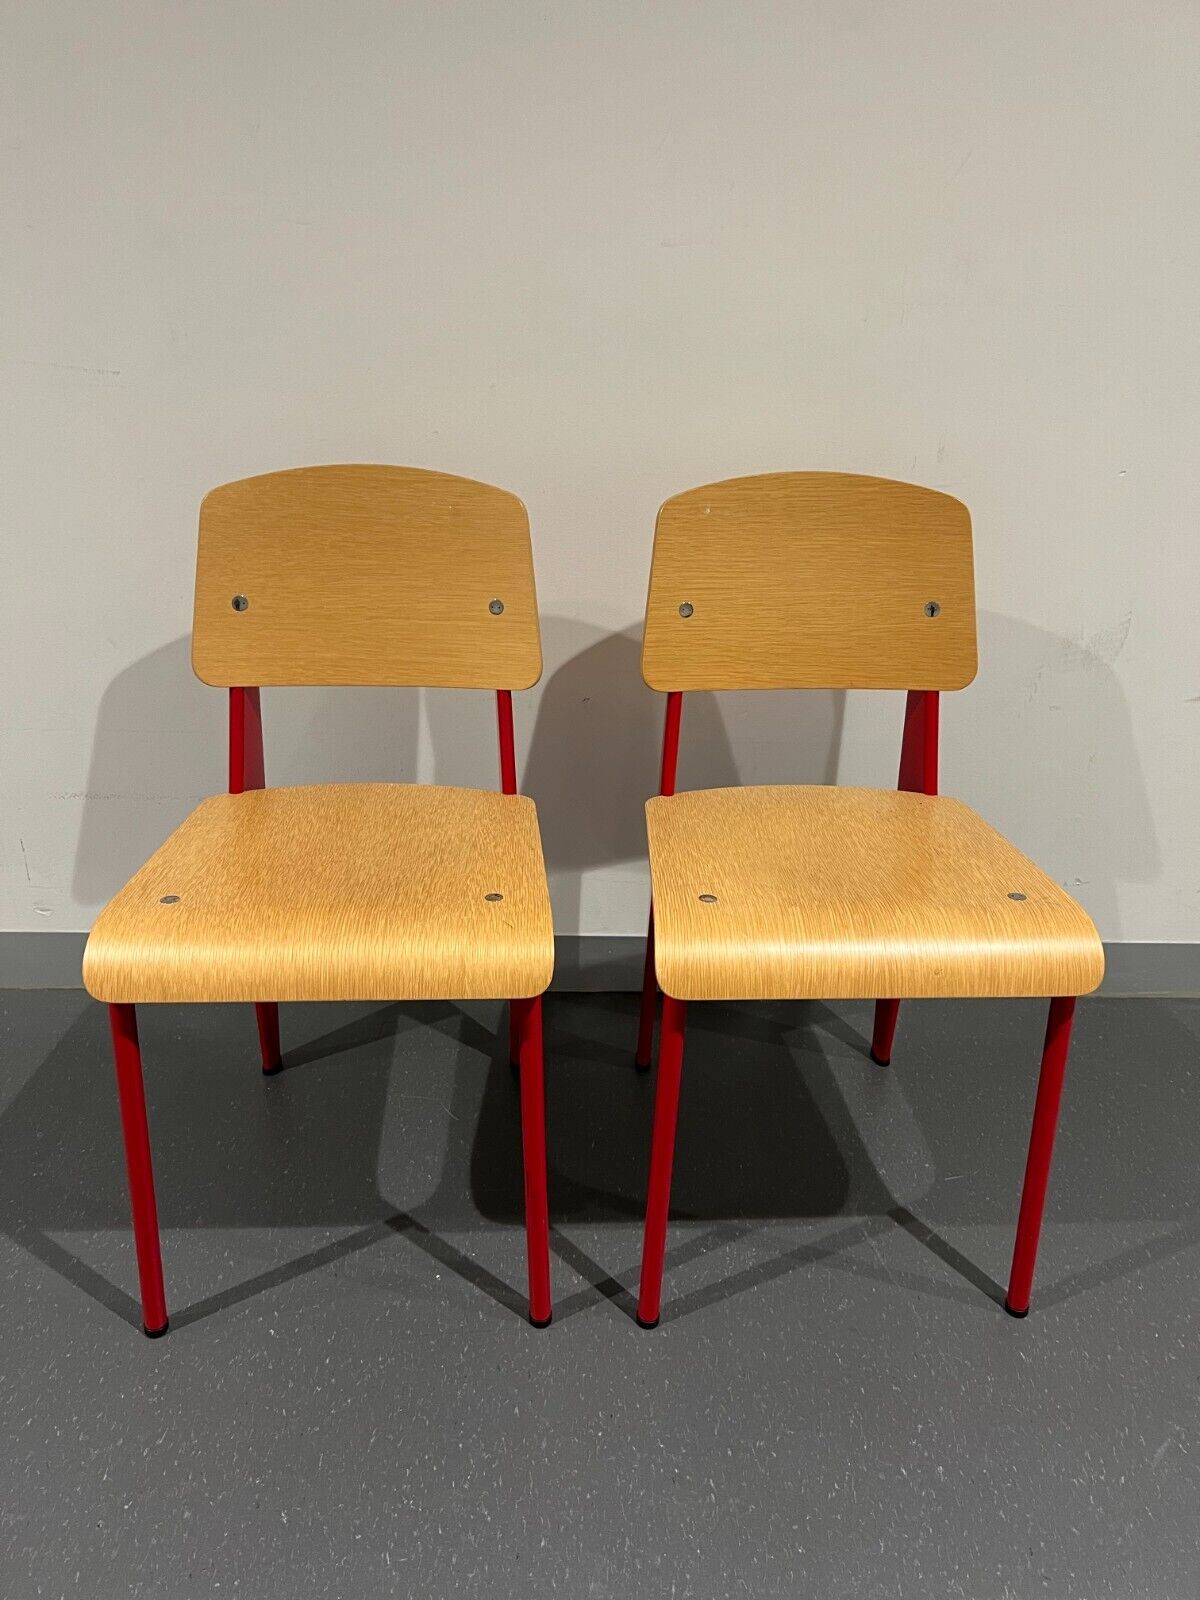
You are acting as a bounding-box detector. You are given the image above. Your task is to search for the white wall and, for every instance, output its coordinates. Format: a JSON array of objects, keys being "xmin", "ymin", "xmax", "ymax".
[{"xmin": 2, "ymin": 1, "xmax": 1197, "ymax": 945}]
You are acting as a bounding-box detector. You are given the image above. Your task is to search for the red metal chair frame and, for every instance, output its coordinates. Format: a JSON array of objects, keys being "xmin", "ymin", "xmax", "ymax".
[
  {"xmin": 109, "ymin": 685, "xmax": 551, "ymax": 1336},
  {"xmin": 634, "ymin": 688, "xmax": 1077, "ymax": 1327}
]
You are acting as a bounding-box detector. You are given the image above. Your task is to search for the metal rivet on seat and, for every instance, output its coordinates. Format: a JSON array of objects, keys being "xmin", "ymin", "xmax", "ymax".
[
  {"xmin": 698, "ymin": 893, "xmax": 718, "ymax": 903},
  {"xmin": 1008, "ymin": 891, "xmax": 1027, "ymax": 901},
  {"xmin": 679, "ymin": 602, "xmax": 694, "ymax": 618},
  {"xmin": 159, "ymin": 894, "xmax": 180, "ymax": 904},
  {"xmin": 924, "ymin": 600, "xmax": 941, "ymax": 618},
  {"xmin": 231, "ymin": 594, "xmax": 249, "ymax": 612},
  {"xmin": 489, "ymin": 599, "xmax": 505, "ymax": 615},
  {"xmin": 484, "ymin": 891, "xmax": 504, "ymax": 902}
]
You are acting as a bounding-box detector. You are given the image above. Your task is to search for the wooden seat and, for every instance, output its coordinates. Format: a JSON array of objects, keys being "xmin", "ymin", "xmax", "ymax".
[
  {"xmin": 83, "ymin": 784, "xmax": 554, "ymax": 1005},
  {"xmin": 646, "ymin": 785, "xmax": 1103, "ymax": 1002}
]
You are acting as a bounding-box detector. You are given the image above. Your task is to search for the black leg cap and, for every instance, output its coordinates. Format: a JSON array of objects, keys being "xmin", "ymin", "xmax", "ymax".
[
  {"xmin": 143, "ymin": 1320, "xmax": 169, "ymax": 1339},
  {"xmin": 869, "ymin": 1050, "xmax": 891, "ymax": 1067},
  {"xmin": 1003, "ymin": 1300, "xmax": 1029, "ymax": 1319},
  {"xmin": 635, "ymin": 1313, "xmax": 660, "ymax": 1330},
  {"xmin": 529, "ymin": 1313, "xmax": 552, "ymax": 1329},
  {"xmin": 634, "ymin": 1056, "xmax": 652, "ymax": 1072}
]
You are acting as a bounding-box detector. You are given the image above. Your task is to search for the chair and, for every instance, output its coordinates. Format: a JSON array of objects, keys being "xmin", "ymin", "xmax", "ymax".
[
  {"xmin": 632, "ymin": 472, "xmax": 1103, "ymax": 1327},
  {"xmin": 83, "ymin": 465, "xmax": 555, "ymax": 1334}
]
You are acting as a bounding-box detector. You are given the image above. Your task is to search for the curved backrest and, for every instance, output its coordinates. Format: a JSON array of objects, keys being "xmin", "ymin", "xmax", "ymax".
[
  {"xmin": 642, "ymin": 472, "xmax": 977, "ymax": 692},
  {"xmin": 192, "ymin": 465, "xmax": 542, "ymax": 689}
]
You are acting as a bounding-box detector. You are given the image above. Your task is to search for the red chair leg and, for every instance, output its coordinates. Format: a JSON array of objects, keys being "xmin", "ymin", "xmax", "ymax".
[
  {"xmin": 635, "ymin": 908, "xmax": 657, "ymax": 1069},
  {"xmin": 1005, "ymin": 996, "xmax": 1077, "ymax": 1317},
  {"xmin": 637, "ymin": 994, "xmax": 687, "ymax": 1328},
  {"xmin": 108, "ymin": 1004, "xmax": 169, "ymax": 1337},
  {"xmin": 255, "ymin": 1002, "xmax": 282, "ymax": 1074},
  {"xmin": 515, "ymin": 996, "xmax": 552, "ymax": 1327},
  {"xmin": 871, "ymin": 998, "xmax": 900, "ymax": 1065}
]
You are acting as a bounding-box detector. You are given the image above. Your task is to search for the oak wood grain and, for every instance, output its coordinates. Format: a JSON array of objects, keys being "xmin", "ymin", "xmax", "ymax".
[
  {"xmin": 642, "ymin": 472, "xmax": 977, "ymax": 691},
  {"xmin": 83, "ymin": 784, "xmax": 555, "ymax": 1002},
  {"xmin": 646, "ymin": 785, "xmax": 1103, "ymax": 1001},
  {"xmin": 193, "ymin": 465, "xmax": 542, "ymax": 689}
]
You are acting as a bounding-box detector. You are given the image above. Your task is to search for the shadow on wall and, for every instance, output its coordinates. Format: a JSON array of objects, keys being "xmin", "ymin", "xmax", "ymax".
[
  {"xmin": 71, "ymin": 610, "xmax": 1155, "ymax": 947},
  {"xmin": 72, "ymin": 637, "xmax": 221, "ymax": 906},
  {"xmin": 521, "ymin": 609, "xmax": 1152, "ymax": 941},
  {"xmin": 72, "ymin": 636, "xmax": 496, "ymax": 906},
  {"xmin": 958, "ymin": 612, "xmax": 1159, "ymax": 939},
  {"xmin": 71, "ymin": 619, "xmax": 849, "ymax": 926},
  {"xmin": 522, "ymin": 617, "xmax": 846, "ymax": 935}
]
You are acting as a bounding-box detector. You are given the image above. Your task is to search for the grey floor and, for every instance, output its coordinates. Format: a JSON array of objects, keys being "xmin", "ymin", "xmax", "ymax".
[{"xmin": 0, "ymin": 989, "xmax": 1197, "ymax": 1599}]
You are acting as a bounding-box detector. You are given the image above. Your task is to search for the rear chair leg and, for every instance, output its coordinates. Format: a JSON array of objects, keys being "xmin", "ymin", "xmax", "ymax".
[
  {"xmin": 871, "ymin": 997, "xmax": 900, "ymax": 1065},
  {"xmin": 255, "ymin": 1002, "xmax": 282, "ymax": 1074},
  {"xmin": 637, "ymin": 994, "xmax": 687, "ymax": 1328},
  {"xmin": 1005, "ymin": 996, "xmax": 1077, "ymax": 1318},
  {"xmin": 108, "ymin": 1004, "xmax": 169, "ymax": 1337},
  {"xmin": 515, "ymin": 996, "xmax": 552, "ymax": 1327}
]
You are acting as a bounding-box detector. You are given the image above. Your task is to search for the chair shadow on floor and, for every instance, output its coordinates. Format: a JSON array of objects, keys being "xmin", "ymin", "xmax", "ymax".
[
  {"xmin": 7, "ymin": 988, "xmax": 1195, "ymax": 1337},
  {"xmin": 529, "ymin": 991, "xmax": 1200, "ymax": 1326},
  {"xmin": 0, "ymin": 990, "xmax": 923, "ymax": 1333},
  {"xmin": 0, "ymin": 996, "xmax": 529, "ymax": 1335},
  {"xmin": 506, "ymin": 992, "xmax": 1008, "ymax": 1325}
]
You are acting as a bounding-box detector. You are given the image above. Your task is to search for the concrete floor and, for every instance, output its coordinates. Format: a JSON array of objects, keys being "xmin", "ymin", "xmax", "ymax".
[{"xmin": 0, "ymin": 988, "xmax": 1196, "ymax": 1599}]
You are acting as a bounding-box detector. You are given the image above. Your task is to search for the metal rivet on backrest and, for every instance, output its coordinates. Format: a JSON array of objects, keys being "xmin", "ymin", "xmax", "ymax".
[
  {"xmin": 923, "ymin": 600, "xmax": 941, "ymax": 618},
  {"xmin": 231, "ymin": 594, "xmax": 249, "ymax": 612},
  {"xmin": 679, "ymin": 602, "xmax": 694, "ymax": 618},
  {"xmin": 489, "ymin": 599, "xmax": 505, "ymax": 615}
]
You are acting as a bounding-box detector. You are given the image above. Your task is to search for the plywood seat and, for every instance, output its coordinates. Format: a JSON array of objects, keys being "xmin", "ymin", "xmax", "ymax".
[
  {"xmin": 646, "ymin": 785, "xmax": 1103, "ymax": 1002},
  {"xmin": 84, "ymin": 783, "xmax": 554, "ymax": 1005}
]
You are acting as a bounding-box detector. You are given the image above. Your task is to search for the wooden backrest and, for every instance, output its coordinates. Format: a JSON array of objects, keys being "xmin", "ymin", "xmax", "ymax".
[
  {"xmin": 192, "ymin": 465, "xmax": 542, "ymax": 689},
  {"xmin": 642, "ymin": 472, "xmax": 977, "ymax": 691}
]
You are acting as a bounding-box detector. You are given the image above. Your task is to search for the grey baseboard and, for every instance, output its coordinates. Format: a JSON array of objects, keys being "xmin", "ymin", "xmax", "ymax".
[
  {"xmin": 1, "ymin": 931, "xmax": 1197, "ymax": 997},
  {"xmin": 1093, "ymin": 941, "xmax": 1200, "ymax": 998},
  {"xmin": 1, "ymin": 932, "xmax": 91, "ymax": 989}
]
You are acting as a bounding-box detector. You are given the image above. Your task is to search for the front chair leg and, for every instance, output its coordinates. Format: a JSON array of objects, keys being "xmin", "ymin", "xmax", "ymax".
[
  {"xmin": 637, "ymin": 994, "xmax": 688, "ymax": 1328},
  {"xmin": 1005, "ymin": 996, "xmax": 1077, "ymax": 1317},
  {"xmin": 108, "ymin": 1004, "xmax": 169, "ymax": 1337},
  {"xmin": 515, "ymin": 995, "xmax": 552, "ymax": 1327},
  {"xmin": 255, "ymin": 1002, "xmax": 282, "ymax": 1074}
]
